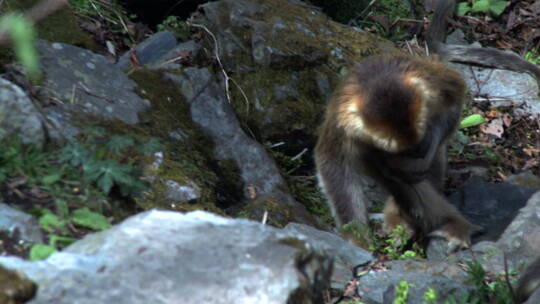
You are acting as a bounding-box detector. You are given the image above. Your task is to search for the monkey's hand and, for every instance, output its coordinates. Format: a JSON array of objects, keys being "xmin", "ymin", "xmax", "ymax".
[{"xmin": 430, "ymin": 217, "xmax": 482, "ymax": 253}]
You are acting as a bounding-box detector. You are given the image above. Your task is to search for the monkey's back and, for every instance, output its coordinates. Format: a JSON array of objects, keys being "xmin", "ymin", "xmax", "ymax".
[{"xmin": 318, "ymin": 55, "xmax": 465, "ymax": 154}]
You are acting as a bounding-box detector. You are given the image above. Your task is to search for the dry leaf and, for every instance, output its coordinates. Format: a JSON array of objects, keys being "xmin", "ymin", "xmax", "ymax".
[
  {"xmin": 480, "ymin": 117, "xmax": 504, "ymax": 138},
  {"xmin": 502, "ymin": 113, "xmax": 512, "ymax": 127}
]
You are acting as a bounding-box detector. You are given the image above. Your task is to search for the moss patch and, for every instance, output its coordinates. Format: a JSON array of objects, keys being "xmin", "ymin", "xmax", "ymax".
[{"xmin": 125, "ymin": 69, "xmax": 220, "ymax": 211}]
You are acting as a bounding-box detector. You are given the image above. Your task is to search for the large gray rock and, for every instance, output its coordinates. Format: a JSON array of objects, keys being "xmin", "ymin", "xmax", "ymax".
[
  {"xmin": 284, "ymin": 223, "xmax": 373, "ymax": 288},
  {"xmin": 0, "ymin": 203, "xmax": 43, "ymax": 245},
  {"xmin": 357, "ymin": 260, "xmax": 472, "ymax": 304},
  {"xmin": 0, "ymin": 210, "xmax": 332, "ymax": 304},
  {"xmin": 0, "ymin": 77, "xmax": 45, "ymax": 145},
  {"xmin": 453, "ymin": 191, "xmax": 540, "ymax": 276},
  {"xmin": 451, "ymin": 63, "xmax": 540, "ymax": 115},
  {"xmin": 497, "ymin": 191, "xmax": 540, "ymax": 256},
  {"xmin": 450, "ymin": 178, "xmax": 537, "ymax": 242},
  {"xmin": 37, "ymin": 40, "xmax": 150, "ymax": 132},
  {"xmin": 426, "ymin": 178, "xmax": 537, "ymax": 259}
]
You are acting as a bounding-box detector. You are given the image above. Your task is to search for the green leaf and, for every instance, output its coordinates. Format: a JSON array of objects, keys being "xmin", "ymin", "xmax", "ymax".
[
  {"xmin": 54, "ymin": 198, "xmax": 70, "ymax": 218},
  {"xmin": 471, "ymin": 0, "xmax": 490, "ymax": 13},
  {"xmin": 49, "ymin": 235, "xmax": 76, "ymax": 248},
  {"xmin": 81, "ymin": 126, "xmax": 105, "ymax": 138},
  {"xmin": 137, "ymin": 138, "xmax": 163, "ymax": 155},
  {"xmin": 38, "ymin": 213, "xmax": 66, "ymax": 233},
  {"xmin": 489, "ymin": 0, "xmax": 507, "ymax": 16},
  {"xmin": 29, "ymin": 244, "xmax": 56, "ymax": 261},
  {"xmin": 59, "ymin": 144, "xmax": 91, "ymax": 167},
  {"xmin": 457, "ymin": 2, "xmax": 472, "ymax": 16},
  {"xmin": 84, "ymin": 160, "xmax": 133, "ymax": 194},
  {"xmin": 0, "ymin": 14, "xmax": 39, "ymax": 78},
  {"xmin": 106, "ymin": 136, "xmax": 135, "ymax": 154},
  {"xmin": 71, "ymin": 208, "xmax": 111, "ymax": 230},
  {"xmin": 460, "ymin": 114, "xmax": 486, "ymax": 128},
  {"xmin": 42, "ymin": 173, "xmax": 62, "ymax": 185}
]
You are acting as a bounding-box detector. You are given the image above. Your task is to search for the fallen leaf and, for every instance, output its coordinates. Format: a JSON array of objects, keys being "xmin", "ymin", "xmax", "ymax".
[
  {"xmin": 480, "ymin": 117, "xmax": 504, "ymax": 137},
  {"xmin": 502, "ymin": 113, "xmax": 512, "ymax": 127}
]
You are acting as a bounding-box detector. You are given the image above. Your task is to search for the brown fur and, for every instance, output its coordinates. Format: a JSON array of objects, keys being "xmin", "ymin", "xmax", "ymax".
[{"xmin": 314, "ymin": 54, "xmax": 478, "ymax": 251}]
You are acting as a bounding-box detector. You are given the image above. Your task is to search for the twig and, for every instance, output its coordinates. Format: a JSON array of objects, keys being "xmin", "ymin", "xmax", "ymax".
[
  {"xmin": 261, "ymin": 210, "xmax": 268, "ymax": 225},
  {"xmin": 187, "ymin": 21, "xmax": 231, "ymax": 103},
  {"xmin": 503, "ymin": 253, "xmax": 517, "ymax": 302},
  {"xmin": 187, "ymin": 22, "xmax": 252, "ymax": 110},
  {"xmin": 405, "ymin": 40, "xmax": 413, "ymax": 55},
  {"xmin": 356, "ymin": 0, "xmax": 378, "ymax": 24},
  {"xmin": 229, "ymin": 77, "xmax": 250, "ymax": 112},
  {"xmin": 269, "ymin": 142, "xmax": 285, "ymax": 148},
  {"xmin": 291, "ymin": 148, "xmax": 308, "ymax": 161}
]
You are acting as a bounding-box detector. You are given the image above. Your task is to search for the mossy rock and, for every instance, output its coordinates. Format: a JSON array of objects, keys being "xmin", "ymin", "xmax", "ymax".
[{"xmin": 127, "ymin": 68, "xmax": 220, "ymax": 210}]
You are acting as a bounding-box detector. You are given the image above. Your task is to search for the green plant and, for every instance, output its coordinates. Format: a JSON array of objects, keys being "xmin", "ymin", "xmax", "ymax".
[
  {"xmin": 457, "ymin": 0, "xmax": 508, "ymax": 16},
  {"xmin": 465, "ymin": 261, "xmax": 514, "ymax": 304},
  {"xmin": 0, "ymin": 131, "xmax": 160, "ymax": 260},
  {"xmin": 60, "ymin": 131, "xmax": 159, "ymax": 197},
  {"xmin": 157, "ymin": 16, "xmax": 183, "ymax": 31},
  {"xmin": 394, "ymin": 281, "xmax": 412, "ymax": 304},
  {"xmin": 383, "ymin": 225, "xmax": 421, "ymax": 260},
  {"xmin": 268, "ymin": 146, "xmax": 333, "ymax": 223},
  {"xmin": 525, "ymin": 50, "xmax": 540, "ymax": 65},
  {"xmin": 0, "ymin": 13, "xmax": 39, "ymax": 78},
  {"xmin": 29, "ymin": 207, "xmax": 111, "ymax": 260},
  {"xmin": 29, "ymin": 244, "xmax": 56, "ymax": 261},
  {"xmin": 423, "ymin": 288, "xmax": 438, "ymax": 304}
]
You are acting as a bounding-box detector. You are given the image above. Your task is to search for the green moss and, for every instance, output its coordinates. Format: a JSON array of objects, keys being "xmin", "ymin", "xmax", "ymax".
[
  {"xmin": 193, "ymin": 0, "xmax": 397, "ymax": 145},
  {"xmin": 229, "ymin": 68, "xmax": 327, "ymax": 141},
  {"xmin": 238, "ymin": 196, "xmax": 293, "ymax": 228},
  {"xmin": 288, "ymin": 179, "xmax": 333, "ymax": 224},
  {"xmin": 122, "ymin": 69, "xmax": 220, "ymax": 210},
  {"xmin": 269, "ymin": 148, "xmax": 334, "ymax": 224},
  {"xmin": 261, "ymin": 0, "xmax": 392, "ymax": 61}
]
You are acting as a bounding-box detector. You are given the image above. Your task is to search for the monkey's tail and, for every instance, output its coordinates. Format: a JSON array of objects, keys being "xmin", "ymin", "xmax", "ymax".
[{"xmin": 426, "ymin": 0, "xmax": 455, "ymax": 54}]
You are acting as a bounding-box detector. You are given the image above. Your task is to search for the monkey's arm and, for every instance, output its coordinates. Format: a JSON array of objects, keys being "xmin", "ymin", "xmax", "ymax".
[
  {"xmin": 316, "ymin": 154, "xmax": 370, "ymax": 227},
  {"xmin": 381, "ymin": 125, "xmax": 445, "ymax": 183}
]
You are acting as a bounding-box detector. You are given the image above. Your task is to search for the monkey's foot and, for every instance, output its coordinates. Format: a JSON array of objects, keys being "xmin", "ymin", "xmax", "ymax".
[
  {"xmin": 382, "ymin": 197, "xmax": 414, "ymax": 234},
  {"xmin": 430, "ymin": 230, "xmax": 470, "ymax": 253}
]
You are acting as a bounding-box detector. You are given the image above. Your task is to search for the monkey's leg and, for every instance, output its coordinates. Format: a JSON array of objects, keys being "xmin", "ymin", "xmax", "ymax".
[
  {"xmin": 414, "ymin": 180, "xmax": 480, "ymax": 251},
  {"xmin": 387, "ymin": 179, "xmax": 478, "ymax": 252},
  {"xmin": 383, "ymin": 196, "xmax": 413, "ymax": 234},
  {"xmin": 316, "ymin": 157, "xmax": 370, "ymax": 228}
]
